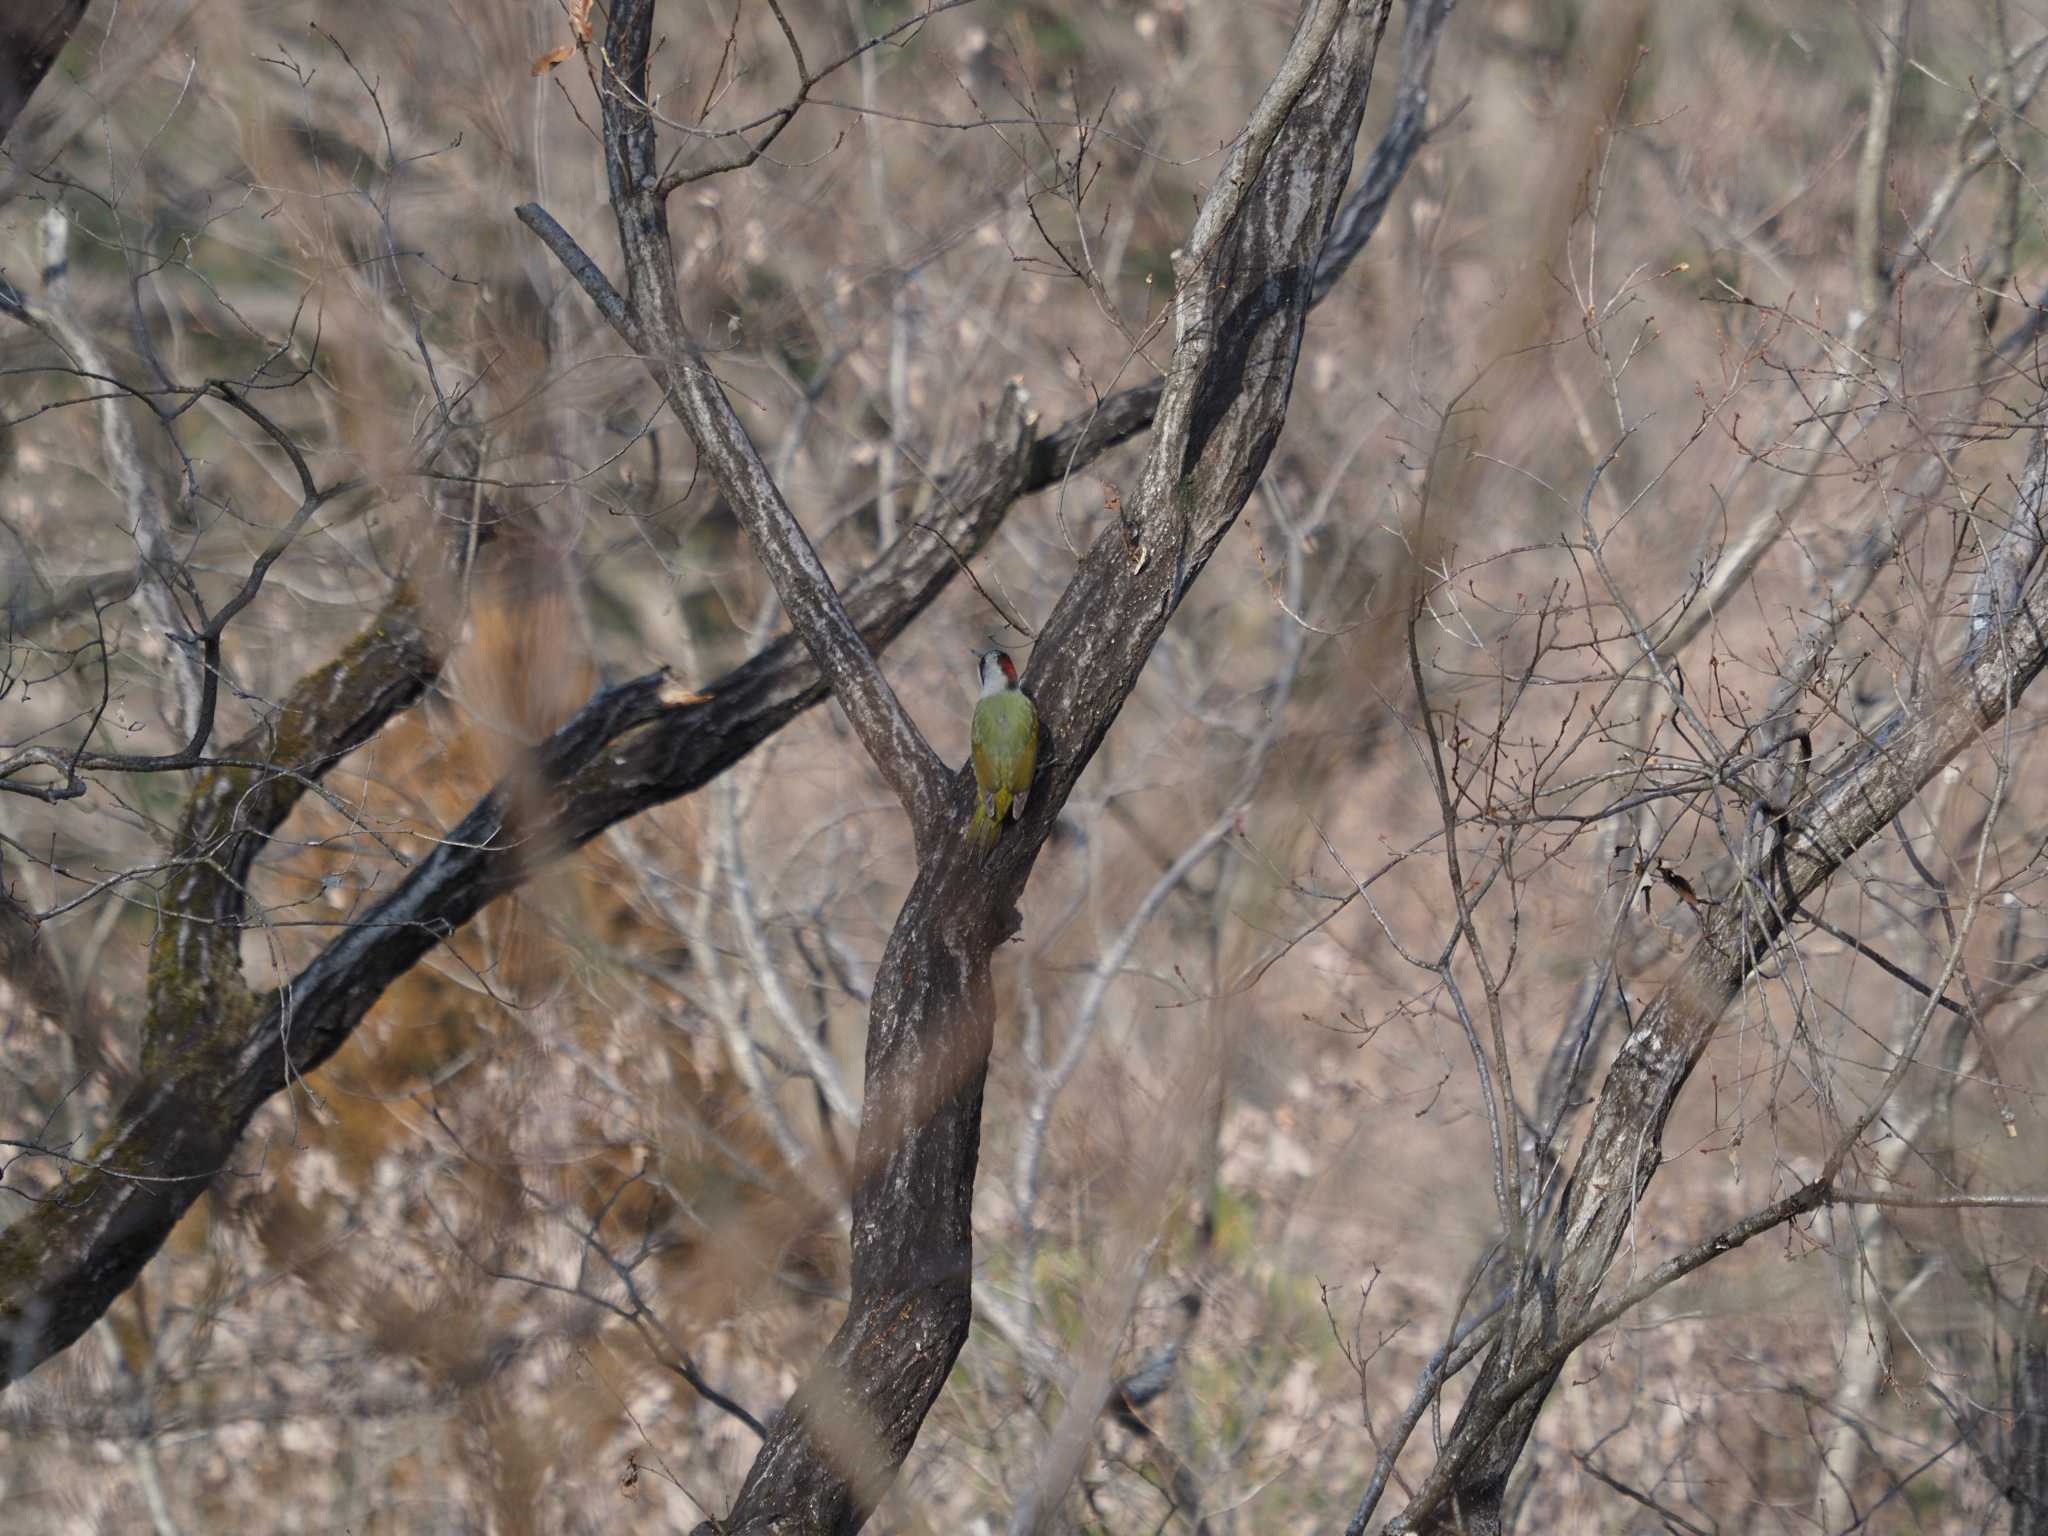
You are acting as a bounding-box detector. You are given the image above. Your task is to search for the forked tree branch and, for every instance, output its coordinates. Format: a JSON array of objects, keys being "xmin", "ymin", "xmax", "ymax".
[
  {"xmin": 523, "ymin": 0, "xmax": 952, "ymax": 848},
  {"xmin": 0, "ymin": 0, "xmax": 1453, "ymax": 1436},
  {"xmin": 676, "ymin": 1, "xmax": 1396, "ymax": 1529}
]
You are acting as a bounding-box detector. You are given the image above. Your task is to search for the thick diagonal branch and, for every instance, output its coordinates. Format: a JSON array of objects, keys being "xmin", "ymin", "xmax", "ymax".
[
  {"xmin": 0, "ymin": 419, "xmax": 482, "ymax": 1388},
  {"xmin": 525, "ymin": 0, "xmax": 950, "ymax": 844},
  {"xmin": 690, "ymin": 4, "xmax": 1393, "ymax": 1532}
]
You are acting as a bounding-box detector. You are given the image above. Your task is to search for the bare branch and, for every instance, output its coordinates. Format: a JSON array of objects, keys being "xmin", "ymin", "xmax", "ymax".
[
  {"xmin": 517, "ymin": 0, "xmax": 956, "ymax": 842},
  {"xmin": 1390, "ymin": 466, "xmax": 2048, "ymax": 1532}
]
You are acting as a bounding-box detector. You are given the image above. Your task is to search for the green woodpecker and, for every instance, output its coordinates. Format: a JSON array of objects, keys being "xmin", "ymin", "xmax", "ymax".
[{"xmin": 967, "ymin": 649, "xmax": 1039, "ymax": 854}]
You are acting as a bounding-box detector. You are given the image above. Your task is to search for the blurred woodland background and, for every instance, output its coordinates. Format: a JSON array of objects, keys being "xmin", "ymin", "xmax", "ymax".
[{"xmin": 3, "ymin": 0, "xmax": 2048, "ymax": 1531}]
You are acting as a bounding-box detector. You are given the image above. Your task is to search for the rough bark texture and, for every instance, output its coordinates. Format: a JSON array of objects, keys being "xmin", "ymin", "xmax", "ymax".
[{"xmin": 2011, "ymin": 1267, "xmax": 2048, "ymax": 1536}]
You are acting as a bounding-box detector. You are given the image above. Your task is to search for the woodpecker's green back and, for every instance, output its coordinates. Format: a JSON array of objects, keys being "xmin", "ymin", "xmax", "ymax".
[{"xmin": 968, "ymin": 686, "xmax": 1038, "ymax": 853}]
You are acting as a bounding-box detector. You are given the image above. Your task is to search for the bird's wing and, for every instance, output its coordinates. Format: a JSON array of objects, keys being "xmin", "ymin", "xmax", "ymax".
[
  {"xmin": 1012, "ymin": 700, "xmax": 1039, "ymax": 796},
  {"xmin": 971, "ymin": 702, "xmax": 997, "ymax": 791}
]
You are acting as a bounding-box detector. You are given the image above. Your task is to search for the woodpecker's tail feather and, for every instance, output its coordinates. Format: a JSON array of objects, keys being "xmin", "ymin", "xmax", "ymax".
[{"xmin": 965, "ymin": 799, "xmax": 1000, "ymax": 853}]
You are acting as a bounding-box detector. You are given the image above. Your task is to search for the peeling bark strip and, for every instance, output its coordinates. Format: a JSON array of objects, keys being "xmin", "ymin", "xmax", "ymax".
[{"xmin": 0, "ymin": 0, "xmax": 1446, "ymax": 1442}]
